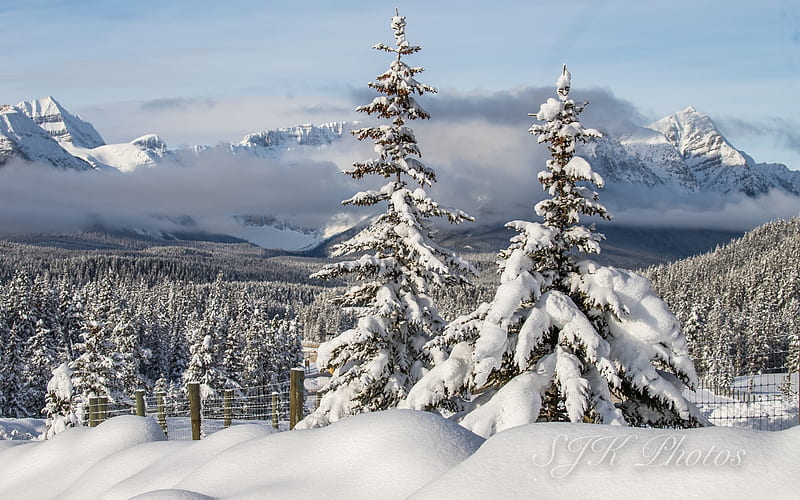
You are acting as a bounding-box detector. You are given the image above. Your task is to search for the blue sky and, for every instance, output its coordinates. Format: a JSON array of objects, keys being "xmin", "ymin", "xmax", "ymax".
[{"xmin": 1, "ymin": 0, "xmax": 798, "ymax": 167}]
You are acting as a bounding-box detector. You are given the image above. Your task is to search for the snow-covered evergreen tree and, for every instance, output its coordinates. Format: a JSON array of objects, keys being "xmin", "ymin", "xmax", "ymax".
[
  {"xmin": 404, "ymin": 66, "xmax": 703, "ymax": 436},
  {"xmin": 24, "ymin": 274, "xmax": 63, "ymax": 415},
  {"xmin": 1, "ymin": 272, "xmax": 37, "ymax": 417},
  {"xmin": 183, "ymin": 310, "xmax": 225, "ymax": 400},
  {"xmin": 0, "ymin": 312, "xmax": 8, "ymax": 414},
  {"xmin": 299, "ymin": 11, "xmax": 475, "ymax": 428},
  {"xmin": 69, "ymin": 278, "xmax": 120, "ymax": 412},
  {"xmin": 111, "ymin": 307, "xmax": 145, "ymax": 398},
  {"xmin": 43, "ymin": 362, "xmax": 80, "ymax": 439},
  {"xmin": 58, "ymin": 280, "xmax": 85, "ymax": 361},
  {"xmin": 272, "ymin": 314, "xmax": 304, "ymax": 381},
  {"xmin": 241, "ymin": 303, "xmax": 274, "ymax": 387}
]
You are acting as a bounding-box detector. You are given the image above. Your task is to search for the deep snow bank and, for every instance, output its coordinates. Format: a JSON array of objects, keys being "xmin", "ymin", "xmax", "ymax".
[
  {"xmin": 0, "ymin": 410, "xmax": 483, "ymax": 499},
  {"xmin": 412, "ymin": 422, "xmax": 800, "ymax": 499},
  {"xmin": 0, "ymin": 416, "xmax": 166, "ymax": 499},
  {"xmin": 0, "ymin": 412, "xmax": 796, "ymax": 499}
]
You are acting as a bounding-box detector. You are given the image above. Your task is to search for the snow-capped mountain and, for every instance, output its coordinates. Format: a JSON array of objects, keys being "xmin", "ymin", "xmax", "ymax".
[
  {"xmin": 230, "ymin": 122, "xmax": 350, "ymax": 158},
  {"xmin": 3, "ymin": 96, "xmax": 799, "ymax": 251},
  {"xmin": 3, "ymin": 97, "xmax": 797, "ymax": 197},
  {"xmin": 584, "ymin": 107, "xmax": 800, "ymax": 196},
  {"xmin": 65, "ymin": 134, "xmax": 175, "ymax": 172},
  {"xmin": 0, "ymin": 105, "xmax": 93, "ymax": 171},
  {"xmin": 16, "ymin": 96, "xmax": 105, "ymax": 149},
  {"xmin": 70, "ymin": 121, "xmax": 349, "ymax": 171}
]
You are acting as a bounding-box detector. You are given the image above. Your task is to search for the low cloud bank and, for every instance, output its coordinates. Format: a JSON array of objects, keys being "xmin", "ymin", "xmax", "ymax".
[{"xmin": 3, "ymin": 87, "xmax": 798, "ymax": 240}]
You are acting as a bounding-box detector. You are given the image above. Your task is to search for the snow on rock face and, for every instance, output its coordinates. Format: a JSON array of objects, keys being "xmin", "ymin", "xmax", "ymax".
[
  {"xmin": 234, "ymin": 122, "xmax": 349, "ymax": 158},
  {"xmin": 651, "ymin": 106, "xmax": 747, "ymax": 169},
  {"xmin": 582, "ymin": 106, "xmax": 800, "ymax": 197},
  {"xmin": 132, "ymin": 134, "xmax": 167, "ymax": 152},
  {"xmin": 0, "ymin": 418, "xmax": 45, "ymax": 442},
  {"xmin": 0, "ymin": 106, "xmax": 94, "ymax": 170},
  {"xmin": 647, "ymin": 106, "xmax": 797, "ymax": 196},
  {"xmin": 412, "ymin": 422, "xmax": 800, "ymax": 499},
  {"xmin": 16, "ymin": 96, "xmax": 105, "ymax": 149},
  {"xmin": 63, "ymin": 134, "xmax": 173, "ymax": 172}
]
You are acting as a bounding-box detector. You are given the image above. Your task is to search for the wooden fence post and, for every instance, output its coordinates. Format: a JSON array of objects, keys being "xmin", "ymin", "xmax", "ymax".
[
  {"xmin": 271, "ymin": 391, "xmax": 279, "ymax": 429},
  {"xmin": 290, "ymin": 367, "xmax": 304, "ymax": 430},
  {"xmin": 156, "ymin": 391, "xmax": 168, "ymax": 437},
  {"xmin": 88, "ymin": 397, "xmax": 98, "ymax": 427},
  {"xmin": 98, "ymin": 396, "xmax": 108, "ymax": 423},
  {"xmin": 223, "ymin": 389, "xmax": 233, "ymax": 428},
  {"xmin": 135, "ymin": 390, "xmax": 146, "ymax": 417},
  {"xmin": 188, "ymin": 382, "xmax": 201, "ymax": 440}
]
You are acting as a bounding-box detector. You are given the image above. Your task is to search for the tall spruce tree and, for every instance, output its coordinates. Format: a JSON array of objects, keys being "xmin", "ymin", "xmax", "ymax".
[
  {"xmin": 404, "ymin": 67, "xmax": 704, "ymax": 436},
  {"xmin": 299, "ymin": 11, "xmax": 475, "ymax": 428},
  {"xmin": 69, "ymin": 277, "xmax": 122, "ymax": 411}
]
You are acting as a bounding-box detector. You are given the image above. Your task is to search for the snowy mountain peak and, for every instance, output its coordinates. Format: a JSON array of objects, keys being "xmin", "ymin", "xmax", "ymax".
[
  {"xmin": 629, "ymin": 107, "xmax": 800, "ymax": 196},
  {"xmin": 0, "ymin": 105, "xmax": 94, "ymax": 170},
  {"xmin": 16, "ymin": 96, "xmax": 105, "ymax": 149},
  {"xmin": 239, "ymin": 122, "xmax": 349, "ymax": 149},
  {"xmin": 132, "ymin": 134, "xmax": 167, "ymax": 152},
  {"xmin": 649, "ymin": 106, "xmax": 745, "ymax": 166}
]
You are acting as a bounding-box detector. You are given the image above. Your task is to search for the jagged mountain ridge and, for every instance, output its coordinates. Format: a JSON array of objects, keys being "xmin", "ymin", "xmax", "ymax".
[
  {"xmin": 583, "ymin": 106, "xmax": 800, "ymax": 196},
  {"xmin": 2, "ymin": 96, "xmax": 799, "ymax": 256},
  {"xmin": 0, "ymin": 105, "xmax": 93, "ymax": 171},
  {"xmin": 2, "ymin": 97, "xmax": 796, "ymax": 199},
  {"xmin": 1, "ymin": 96, "xmax": 351, "ymax": 171},
  {"xmin": 16, "ymin": 96, "xmax": 105, "ymax": 149}
]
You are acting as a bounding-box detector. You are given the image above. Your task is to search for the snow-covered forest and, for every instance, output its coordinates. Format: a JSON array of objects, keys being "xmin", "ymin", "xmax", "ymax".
[
  {"xmin": 0, "ymin": 235, "xmax": 325, "ymax": 418},
  {"xmin": 645, "ymin": 218, "xmax": 800, "ymax": 385}
]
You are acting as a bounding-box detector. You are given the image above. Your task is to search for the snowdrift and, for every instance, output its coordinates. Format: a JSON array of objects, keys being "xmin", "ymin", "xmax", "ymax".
[{"xmin": 0, "ymin": 411, "xmax": 797, "ymax": 499}]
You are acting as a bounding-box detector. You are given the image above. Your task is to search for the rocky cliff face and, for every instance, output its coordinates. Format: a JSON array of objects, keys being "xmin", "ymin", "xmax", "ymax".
[
  {"xmin": 0, "ymin": 105, "xmax": 94, "ymax": 170},
  {"xmin": 16, "ymin": 96, "xmax": 105, "ymax": 149},
  {"xmin": 581, "ymin": 106, "xmax": 800, "ymax": 196}
]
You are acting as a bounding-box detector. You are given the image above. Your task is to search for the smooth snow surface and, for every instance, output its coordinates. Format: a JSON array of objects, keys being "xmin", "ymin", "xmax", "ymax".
[
  {"xmin": 413, "ymin": 422, "xmax": 800, "ymax": 499},
  {"xmin": 0, "ymin": 411, "xmax": 797, "ymax": 499}
]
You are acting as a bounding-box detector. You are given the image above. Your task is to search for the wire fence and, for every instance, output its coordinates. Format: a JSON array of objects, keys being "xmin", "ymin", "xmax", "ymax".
[
  {"xmin": 87, "ymin": 366, "xmax": 324, "ymax": 440},
  {"xmin": 686, "ymin": 350, "xmax": 798, "ymax": 430},
  {"xmin": 83, "ymin": 355, "xmax": 799, "ymax": 435}
]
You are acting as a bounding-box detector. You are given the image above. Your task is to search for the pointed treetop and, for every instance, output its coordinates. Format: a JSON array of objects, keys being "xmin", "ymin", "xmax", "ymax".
[
  {"xmin": 390, "ymin": 10, "xmax": 408, "ymax": 51},
  {"xmin": 556, "ymin": 64, "xmax": 571, "ymax": 101}
]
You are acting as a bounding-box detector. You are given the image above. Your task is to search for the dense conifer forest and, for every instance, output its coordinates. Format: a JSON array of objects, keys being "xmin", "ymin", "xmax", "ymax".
[{"xmin": 0, "ymin": 216, "xmax": 798, "ymax": 418}]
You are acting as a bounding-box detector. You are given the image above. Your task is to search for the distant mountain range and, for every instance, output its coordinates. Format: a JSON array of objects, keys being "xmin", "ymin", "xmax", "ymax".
[
  {"xmin": 3, "ymin": 97, "xmax": 798, "ymax": 196},
  {"xmin": 1, "ymin": 96, "xmax": 798, "ymax": 258},
  {"xmin": 0, "ymin": 96, "xmax": 350, "ymax": 172}
]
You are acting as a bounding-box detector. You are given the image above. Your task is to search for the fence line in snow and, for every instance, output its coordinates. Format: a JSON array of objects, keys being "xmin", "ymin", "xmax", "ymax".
[
  {"xmin": 687, "ymin": 349, "xmax": 798, "ymax": 430},
  {"xmin": 84, "ymin": 352, "xmax": 799, "ymax": 434},
  {"xmin": 86, "ymin": 367, "xmax": 319, "ymax": 440}
]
